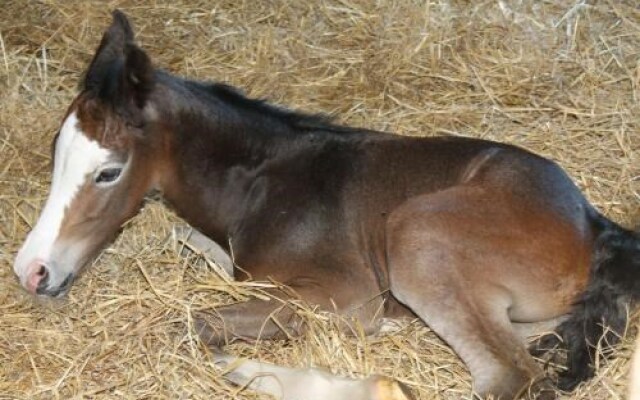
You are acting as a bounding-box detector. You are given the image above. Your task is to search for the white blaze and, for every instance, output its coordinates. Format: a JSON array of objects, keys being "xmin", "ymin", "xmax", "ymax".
[{"xmin": 13, "ymin": 112, "xmax": 111, "ymax": 284}]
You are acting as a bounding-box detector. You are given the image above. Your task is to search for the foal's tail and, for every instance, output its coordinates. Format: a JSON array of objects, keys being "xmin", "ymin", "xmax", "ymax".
[
  {"xmin": 211, "ymin": 349, "xmax": 414, "ymax": 400},
  {"xmin": 540, "ymin": 211, "xmax": 640, "ymax": 391}
]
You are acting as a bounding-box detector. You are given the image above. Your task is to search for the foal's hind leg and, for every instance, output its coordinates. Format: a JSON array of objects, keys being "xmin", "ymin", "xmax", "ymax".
[
  {"xmin": 385, "ymin": 188, "xmax": 574, "ymax": 399},
  {"xmin": 388, "ymin": 280, "xmax": 548, "ymax": 398},
  {"xmin": 387, "ymin": 253, "xmax": 546, "ymax": 398}
]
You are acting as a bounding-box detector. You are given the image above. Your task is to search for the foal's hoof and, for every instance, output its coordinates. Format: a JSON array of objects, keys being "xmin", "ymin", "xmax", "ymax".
[
  {"xmin": 526, "ymin": 378, "xmax": 558, "ymax": 400},
  {"xmin": 193, "ymin": 314, "xmax": 227, "ymax": 348}
]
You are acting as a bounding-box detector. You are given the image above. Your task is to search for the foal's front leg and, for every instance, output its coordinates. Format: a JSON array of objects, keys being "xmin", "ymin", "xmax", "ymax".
[
  {"xmin": 195, "ymin": 286, "xmax": 309, "ymax": 346},
  {"xmin": 174, "ymin": 225, "xmax": 383, "ymax": 346},
  {"xmin": 194, "ymin": 277, "xmax": 386, "ymax": 346},
  {"xmin": 173, "ymin": 225, "xmax": 306, "ymax": 344},
  {"xmin": 196, "ymin": 271, "xmax": 391, "ymax": 346}
]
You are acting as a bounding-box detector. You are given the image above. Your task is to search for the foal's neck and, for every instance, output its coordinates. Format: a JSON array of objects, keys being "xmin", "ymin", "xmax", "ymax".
[{"xmin": 152, "ymin": 75, "xmax": 334, "ymax": 246}]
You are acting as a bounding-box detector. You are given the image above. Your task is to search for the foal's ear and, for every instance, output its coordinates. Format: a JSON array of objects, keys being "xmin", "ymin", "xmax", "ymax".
[
  {"xmin": 122, "ymin": 42, "xmax": 154, "ymax": 109},
  {"xmin": 84, "ymin": 10, "xmax": 135, "ymax": 90},
  {"xmin": 84, "ymin": 10, "xmax": 155, "ymax": 113}
]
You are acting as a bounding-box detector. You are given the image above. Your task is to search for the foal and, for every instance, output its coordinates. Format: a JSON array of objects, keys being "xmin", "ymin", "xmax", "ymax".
[{"xmin": 13, "ymin": 11, "xmax": 640, "ymax": 399}]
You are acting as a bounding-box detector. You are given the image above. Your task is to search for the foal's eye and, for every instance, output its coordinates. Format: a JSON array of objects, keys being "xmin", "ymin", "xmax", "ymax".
[{"xmin": 95, "ymin": 167, "xmax": 122, "ymax": 184}]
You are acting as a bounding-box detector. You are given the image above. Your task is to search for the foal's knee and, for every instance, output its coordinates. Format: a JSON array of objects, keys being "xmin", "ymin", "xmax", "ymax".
[{"xmin": 194, "ymin": 314, "xmax": 228, "ymax": 347}]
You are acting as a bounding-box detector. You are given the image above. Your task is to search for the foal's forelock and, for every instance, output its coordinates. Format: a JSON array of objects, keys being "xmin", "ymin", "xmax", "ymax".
[{"xmin": 13, "ymin": 110, "xmax": 114, "ymax": 294}]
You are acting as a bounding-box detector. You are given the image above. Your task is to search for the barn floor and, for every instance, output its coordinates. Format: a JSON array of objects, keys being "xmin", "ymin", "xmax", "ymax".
[{"xmin": 1, "ymin": 1, "xmax": 639, "ymax": 399}]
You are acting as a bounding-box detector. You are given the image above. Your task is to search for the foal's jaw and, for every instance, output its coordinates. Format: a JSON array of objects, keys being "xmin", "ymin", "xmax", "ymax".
[{"xmin": 13, "ymin": 111, "xmax": 122, "ymax": 296}]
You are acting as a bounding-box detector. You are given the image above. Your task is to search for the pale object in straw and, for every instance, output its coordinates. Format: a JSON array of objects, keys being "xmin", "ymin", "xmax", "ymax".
[
  {"xmin": 212, "ymin": 350, "xmax": 414, "ymax": 400},
  {"xmin": 629, "ymin": 336, "xmax": 640, "ymax": 400}
]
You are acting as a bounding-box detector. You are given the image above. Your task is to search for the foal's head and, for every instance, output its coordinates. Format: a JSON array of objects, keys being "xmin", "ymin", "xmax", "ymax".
[{"xmin": 14, "ymin": 11, "xmax": 161, "ymax": 296}]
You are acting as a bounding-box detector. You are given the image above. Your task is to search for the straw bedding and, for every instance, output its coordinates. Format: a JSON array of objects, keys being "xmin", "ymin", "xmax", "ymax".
[{"xmin": 0, "ymin": 1, "xmax": 638, "ymax": 399}]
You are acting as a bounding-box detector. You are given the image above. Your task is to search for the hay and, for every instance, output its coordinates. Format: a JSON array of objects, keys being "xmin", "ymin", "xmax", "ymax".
[{"xmin": 0, "ymin": 1, "xmax": 638, "ymax": 399}]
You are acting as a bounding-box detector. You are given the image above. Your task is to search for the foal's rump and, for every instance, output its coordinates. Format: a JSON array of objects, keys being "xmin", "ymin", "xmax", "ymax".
[{"xmin": 477, "ymin": 147, "xmax": 640, "ymax": 391}]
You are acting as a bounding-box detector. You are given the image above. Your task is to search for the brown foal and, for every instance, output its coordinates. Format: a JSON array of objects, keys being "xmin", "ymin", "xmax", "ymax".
[{"xmin": 14, "ymin": 11, "xmax": 640, "ymax": 399}]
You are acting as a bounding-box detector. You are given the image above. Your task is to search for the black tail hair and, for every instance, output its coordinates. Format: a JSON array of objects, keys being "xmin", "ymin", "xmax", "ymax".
[{"xmin": 534, "ymin": 217, "xmax": 640, "ymax": 391}]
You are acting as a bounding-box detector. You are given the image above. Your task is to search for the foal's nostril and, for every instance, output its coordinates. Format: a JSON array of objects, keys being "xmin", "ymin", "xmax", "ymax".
[
  {"xmin": 24, "ymin": 259, "xmax": 50, "ymax": 294},
  {"xmin": 36, "ymin": 265, "xmax": 50, "ymax": 290}
]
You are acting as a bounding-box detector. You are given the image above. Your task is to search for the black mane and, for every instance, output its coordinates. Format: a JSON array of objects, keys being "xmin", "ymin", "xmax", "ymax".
[
  {"xmin": 206, "ymin": 83, "xmax": 334, "ymax": 128},
  {"xmin": 182, "ymin": 78, "xmax": 362, "ymax": 134}
]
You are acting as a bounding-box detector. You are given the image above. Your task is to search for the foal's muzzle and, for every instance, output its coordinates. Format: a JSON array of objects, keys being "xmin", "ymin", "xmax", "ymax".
[{"xmin": 23, "ymin": 258, "xmax": 75, "ymax": 297}]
